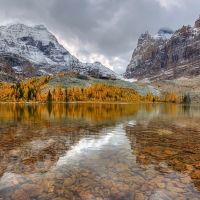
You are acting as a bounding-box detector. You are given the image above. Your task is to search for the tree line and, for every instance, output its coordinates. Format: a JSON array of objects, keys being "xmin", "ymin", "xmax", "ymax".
[{"xmin": 0, "ymin": 75, "xmax": 191, "ymax": 103}]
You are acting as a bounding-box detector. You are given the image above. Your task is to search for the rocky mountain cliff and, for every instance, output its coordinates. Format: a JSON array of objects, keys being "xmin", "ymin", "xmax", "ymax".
[
  {"xmin": 0, "ymin": 24, "xmax": 116, "ymax": 79},
  {"xmin": 124, "ymin": 16, "xmax": 200, "ymax": 81}
]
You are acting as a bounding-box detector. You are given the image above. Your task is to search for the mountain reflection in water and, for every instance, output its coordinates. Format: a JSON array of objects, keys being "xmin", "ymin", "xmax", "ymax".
[{"xmin": 0, "ymin": 103, "xmax": 200, "ymax": 199}]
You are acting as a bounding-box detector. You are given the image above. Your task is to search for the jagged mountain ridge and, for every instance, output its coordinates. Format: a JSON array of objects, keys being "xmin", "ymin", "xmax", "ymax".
[
  {"xmin": 0, "ymin": 24, "xmax": 116, "ymax": 78},
  {"xmin": 124, "ymin": 16, "xmax": 200, "ymax": 81}
]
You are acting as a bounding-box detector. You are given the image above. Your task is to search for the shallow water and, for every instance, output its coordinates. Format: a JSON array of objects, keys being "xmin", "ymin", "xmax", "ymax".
[{"xmin": 0, "ymin": 103, "xmax": 200, "ymax": 199}]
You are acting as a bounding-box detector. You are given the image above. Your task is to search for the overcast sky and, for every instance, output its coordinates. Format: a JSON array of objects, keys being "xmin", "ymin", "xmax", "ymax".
[{"xmin": 0, "ymin": 0, "xmax": 200, "ymax": 74}]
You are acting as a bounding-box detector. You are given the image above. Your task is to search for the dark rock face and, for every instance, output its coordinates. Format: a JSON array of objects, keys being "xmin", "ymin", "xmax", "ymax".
[
  {"xmin": 125, "ymin": 16, "xmax": 200, "ymax": 81},
  {"xmin": 0, "ymin": 55, "xmax": 14, "ymax": 75},
  {"xmin": 0, "ymin": 72, "xmax": 17, "ymax": 83},
  {"xmin": 0, "ymin": 55, "xmax": 17, "ymax": 82},
  {"xmin": 0, "ymin": 53, "xmax": 35, "ymax": 78}
]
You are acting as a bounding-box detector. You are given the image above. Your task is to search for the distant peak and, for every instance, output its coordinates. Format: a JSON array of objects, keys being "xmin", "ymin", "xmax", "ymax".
[
  {"xmin": 34, "ymin": 25, "xmax": 47, "ymax": 30},
  {"xmin": 6, "ymin": 24, "xmax": 48, "ymax": 31},
  {"xmin": 153, "ymin": 27, "xmax": 174, "ymax": 40},
  {"xmin": 94, "ymin": 61, "xmax": 102, "ymax": 65},
  {"xmin": 8, "ymin": 24, "xmax": 28, "ymax": 29},
  {"xmin": 157, "ymin": 28, "xmax": 174, "ymax": 35}
]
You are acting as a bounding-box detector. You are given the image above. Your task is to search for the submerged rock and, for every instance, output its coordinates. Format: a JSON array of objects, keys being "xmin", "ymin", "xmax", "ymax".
[{"xmin": 11, "ymin": 189, "xmax": 30, "ymax": 200}]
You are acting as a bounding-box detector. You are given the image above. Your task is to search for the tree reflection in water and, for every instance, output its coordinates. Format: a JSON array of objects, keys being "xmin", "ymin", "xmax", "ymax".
[{"xmin": 0, "ymin": 103, "xmax": 200, "ymax": 199}]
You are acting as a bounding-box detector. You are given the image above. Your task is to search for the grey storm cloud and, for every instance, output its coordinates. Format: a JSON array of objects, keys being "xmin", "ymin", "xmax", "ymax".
[{"xmin": 0, "ymin": 0, "xmax": 200, "ymax": 74}]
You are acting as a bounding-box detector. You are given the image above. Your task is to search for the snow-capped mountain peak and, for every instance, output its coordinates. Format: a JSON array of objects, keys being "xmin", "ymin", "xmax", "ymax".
[
  {"xmin": 0, "ymin": 24, "xmax": 116, "ymax": 78},
  {"xmin": 153, "ymin": 28, "xmax": 174, "ymax": 40},
  {"xmin": 34, "ymin": 25, "xmax": 47, "ymax": 30}
]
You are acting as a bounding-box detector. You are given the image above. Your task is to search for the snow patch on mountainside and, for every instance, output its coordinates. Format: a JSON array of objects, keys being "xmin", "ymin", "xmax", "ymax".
[{"xmin": 117, "ymin": 75, "xmax": 137, "ymax": 82}]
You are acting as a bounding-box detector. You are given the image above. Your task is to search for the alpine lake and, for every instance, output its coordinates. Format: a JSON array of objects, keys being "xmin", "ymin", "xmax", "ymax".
[{"xmin": 0, "ymin": 102, "xmax": 200, "ymax": 200}]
